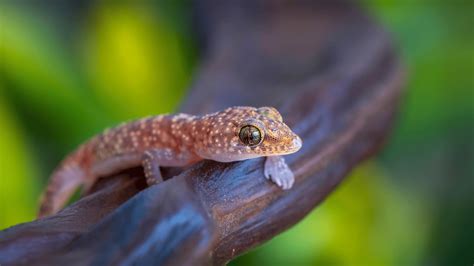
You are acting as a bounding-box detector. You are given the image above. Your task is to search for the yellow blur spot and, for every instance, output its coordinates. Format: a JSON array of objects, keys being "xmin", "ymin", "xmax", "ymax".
[{"xmin": 83, "ymin": 4, "xmax": 191, "ymax": 120}]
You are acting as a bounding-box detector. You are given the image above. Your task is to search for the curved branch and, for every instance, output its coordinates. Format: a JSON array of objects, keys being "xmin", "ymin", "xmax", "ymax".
[{"xmin": 0, "ymin": 1, "xmax": 404, "ymax": 265}]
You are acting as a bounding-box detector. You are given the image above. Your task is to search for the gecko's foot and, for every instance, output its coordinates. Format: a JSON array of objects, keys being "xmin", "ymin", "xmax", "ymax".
[{"xmin": 264, "ymin": 156, "xmax": 295, "ymax": 190}]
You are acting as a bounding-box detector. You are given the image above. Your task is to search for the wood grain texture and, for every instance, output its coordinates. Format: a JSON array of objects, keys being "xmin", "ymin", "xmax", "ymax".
[{"xmin": 0, "ymin": 0, "xmax": 404, "ymax": 265}]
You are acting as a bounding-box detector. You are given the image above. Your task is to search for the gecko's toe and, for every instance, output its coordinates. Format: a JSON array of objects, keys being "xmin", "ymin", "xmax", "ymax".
[
  {"xmin": 264, "ymin": 172, "xmax": 271, "ymax": 180},
  {"xmin": 289, "ymin": 178, "xmax": 294, "ymax": 189},
  {"xmin": 264, "ymin": 168, "xmax": 269, "ymax": 179},
  {"xmin": 275, "ymin": 178, "xmax": 282, "ymax": 187},
  {"xmin": 267, "ymin": 172, "xmax": 294, "ymax": 190}
]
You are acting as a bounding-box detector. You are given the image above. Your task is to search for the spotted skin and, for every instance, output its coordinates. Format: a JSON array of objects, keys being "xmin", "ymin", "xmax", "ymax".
[{"xmin": 38, "ymin": 106, "xmax": 302, "ymax": 218}]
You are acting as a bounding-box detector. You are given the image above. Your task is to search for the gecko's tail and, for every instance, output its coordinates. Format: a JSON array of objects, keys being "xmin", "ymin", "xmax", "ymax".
[
  {"xmin": 37, "ymin": 146, "xmax": 90, "ymax": 218},
  {"xmin": 37, "ymin": 164, "xmax": 85, "ymax": 218}
]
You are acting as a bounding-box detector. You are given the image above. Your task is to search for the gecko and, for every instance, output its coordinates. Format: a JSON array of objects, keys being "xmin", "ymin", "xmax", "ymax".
[{"xmin": 38, "ymin": 106, "xmax": 302, "ymax": 218}]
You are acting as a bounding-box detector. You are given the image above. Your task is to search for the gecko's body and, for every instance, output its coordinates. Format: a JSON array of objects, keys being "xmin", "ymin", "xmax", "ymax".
[{"xmin": 38, "ymin": 106, "xmax": 302, "ymax": 218}]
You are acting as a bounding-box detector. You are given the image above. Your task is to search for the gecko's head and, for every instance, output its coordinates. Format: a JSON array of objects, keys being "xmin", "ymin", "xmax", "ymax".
[{"xmin": 196, "ymin": 106, "xmax": 302, "ymax": 162}]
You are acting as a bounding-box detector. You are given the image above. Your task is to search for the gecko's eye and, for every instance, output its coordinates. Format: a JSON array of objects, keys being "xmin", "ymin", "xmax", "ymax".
[{"xmin": 239, "ymin": 125, "xmax": 262, "ymax": 146}]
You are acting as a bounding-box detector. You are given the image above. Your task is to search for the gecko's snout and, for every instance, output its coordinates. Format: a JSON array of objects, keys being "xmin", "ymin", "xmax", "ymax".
[{"xmin": 292, "ymin": 135, "xmax": 303, "ymax": 151}]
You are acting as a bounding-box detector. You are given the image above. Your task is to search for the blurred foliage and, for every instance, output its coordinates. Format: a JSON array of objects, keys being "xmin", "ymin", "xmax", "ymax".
[
  {"xmin": 0, "ymin": 1, "xmax": 472, "ymax": 265},
  {"xmin": 0, "ymin": 90, "xmax": 39, "ymax": 227},
  {"xmin": 82, "ymin": 3, "xmax": 190, "ymax": 119}
]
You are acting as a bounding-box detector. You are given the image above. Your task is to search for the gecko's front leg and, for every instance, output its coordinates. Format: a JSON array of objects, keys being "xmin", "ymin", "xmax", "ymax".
[
  {"xmin": 264, "ymin": 156, "xmax": 295, "ymax": 190},
  {"xmin": 142, "ymin": 148, "xmax": 198, "ymax": 186},
  {"xmin": 142, "ymin": 150, "xmax": 166, "ymax": 185}
]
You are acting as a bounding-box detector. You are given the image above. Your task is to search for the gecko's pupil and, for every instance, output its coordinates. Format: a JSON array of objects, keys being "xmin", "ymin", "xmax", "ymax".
[{"xmin": 239, "ymin": 125, "xmax": 262, "ymax": 146}]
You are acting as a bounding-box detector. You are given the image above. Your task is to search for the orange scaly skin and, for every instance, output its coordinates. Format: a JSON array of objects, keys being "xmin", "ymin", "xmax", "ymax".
[{"xmin": 38, "ymin": 106, "xmax": 302, "ymax": 218}]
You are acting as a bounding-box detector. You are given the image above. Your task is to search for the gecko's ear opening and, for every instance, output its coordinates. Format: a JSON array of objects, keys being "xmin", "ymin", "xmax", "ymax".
[{"xmin": 258, "ymin": 107, "xmax": 283, "ymax": 122}]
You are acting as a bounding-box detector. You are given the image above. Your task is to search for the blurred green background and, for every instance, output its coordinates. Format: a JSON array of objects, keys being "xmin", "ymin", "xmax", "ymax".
[{"xmin": 0, "ymin": 1, "xmax": 472, "ymax": 265}]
